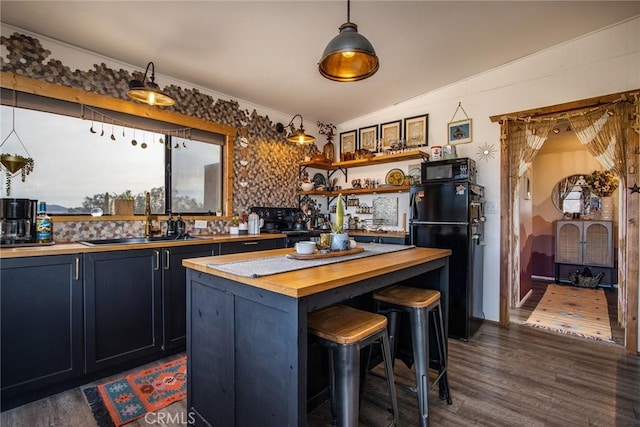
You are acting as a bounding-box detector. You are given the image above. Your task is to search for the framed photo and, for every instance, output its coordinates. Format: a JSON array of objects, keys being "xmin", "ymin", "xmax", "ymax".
[
  {"xmin": 380, "ymin": 120, "xmax": 402, "ymax": 151},
  {"xmin": 358, "ymin": 125, "xmax": 378, "ymax": 153},
  {"xmin": 404, "ymin": 114, "xmax": 428, "ymax": 147},
  {"xmin": 448, "ymin": 118, "xmax": 472, "ymax": 144},
  {"xmin": 339, "ymin": 130, "xmax": 357, "ymax": 156}
]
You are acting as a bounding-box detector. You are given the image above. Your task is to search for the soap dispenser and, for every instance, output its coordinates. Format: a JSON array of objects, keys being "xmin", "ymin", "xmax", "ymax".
[
  {"xmin": 166, "ymin": 213, "xmax": 176, "ymax": 237},
  {"xmin": 176, "ymin": 215, "xmax": 185, "ymax": 238}
]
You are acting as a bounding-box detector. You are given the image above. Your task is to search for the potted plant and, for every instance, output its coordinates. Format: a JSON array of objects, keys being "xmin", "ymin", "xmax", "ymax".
[
  {"xmin": 238, "ymin": 211, "xmax": 249, "ymax": 234},
  {"xmin": 0, "ymin": 153, "xmax": 34, "ymax": 196},
  {"xmin": 330, "ymin": 193, "xmax": 349, "ymax": 251},
  {"xmin": 112, "ymin": 190, "xmax": 135, "ymax": 215},
  {"xmin": 317, "ymin": 121, "xmax": 336, "ymax": 163}
]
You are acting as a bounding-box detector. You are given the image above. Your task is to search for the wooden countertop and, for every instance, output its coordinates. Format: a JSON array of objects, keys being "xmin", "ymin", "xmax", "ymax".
[
  {"xmin": 0, "ymin": 233, "xmax": 286, "ymax": 258},
  {"xmin": 182, "ymin": 246, "xmax": 451, "ymax": 298}
]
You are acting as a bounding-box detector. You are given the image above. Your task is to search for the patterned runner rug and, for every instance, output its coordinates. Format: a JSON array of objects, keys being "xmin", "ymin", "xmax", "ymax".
[
  {"xmin": 523, "ymin": 284, "xmax": 613, "ymax": 342},
  {"xmin": 83, "ymin": 356, "xmax": 186, "ymax": 427}
]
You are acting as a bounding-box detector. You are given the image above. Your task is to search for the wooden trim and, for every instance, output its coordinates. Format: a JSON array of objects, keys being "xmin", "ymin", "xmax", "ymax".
[
  {"xmin": 489, "ymin": 89, "xmax": 640, "ymax": 122},
  {"xmin": 223, "ymin": 134, "xmax": 234, "ymax": 216},
  {"xmin": 624, "ymin": 112, "xmax": 639, "ymax": 353},
  {"xmin": 499, "ymin": 120, "xmax": 510, "ymax": 327},
  {"xmin": 0, "ymin": 72, "xmax": 237, "ymax": 137}
]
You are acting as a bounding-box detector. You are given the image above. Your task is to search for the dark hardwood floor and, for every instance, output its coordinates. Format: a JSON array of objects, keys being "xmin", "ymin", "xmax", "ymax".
[{"xmin": 2, "ymin": 296, "xmax": 638, "ymax": 426}]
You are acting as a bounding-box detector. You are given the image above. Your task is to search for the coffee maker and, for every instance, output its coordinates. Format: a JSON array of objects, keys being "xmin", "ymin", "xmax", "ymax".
[{"xmin": 0, "ymin": 198, "xmax": 37, "ymax": 246}]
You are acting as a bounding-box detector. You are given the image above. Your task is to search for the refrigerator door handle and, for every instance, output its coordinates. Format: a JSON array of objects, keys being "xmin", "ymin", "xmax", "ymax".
[{"xmin": 409, "ymin": 192, "xmax": 417, "ymax": 221}]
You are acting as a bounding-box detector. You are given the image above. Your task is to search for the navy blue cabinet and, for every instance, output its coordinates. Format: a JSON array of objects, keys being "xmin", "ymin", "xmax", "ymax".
[
  {"xmin": 84, "ymin": 249, "xmax": 163, "ymax": 372},
  {"xmin": 162, "ymin": 244, "xmax": 216, "ymax": 350},
  {"xmin": 1, "ymin": 254, "xmax": 83, "ymax": 399}
]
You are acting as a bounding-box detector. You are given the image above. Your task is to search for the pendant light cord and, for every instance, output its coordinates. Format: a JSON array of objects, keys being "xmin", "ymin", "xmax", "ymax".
[{"xmin": 347, "ymin": 0, "xmax": 351, "ymax": 23}]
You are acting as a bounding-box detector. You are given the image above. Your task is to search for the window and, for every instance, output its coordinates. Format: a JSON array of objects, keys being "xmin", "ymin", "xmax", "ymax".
[{"xmin": 1, "ymin": 105, "xmax": 223, "ymax": 215}]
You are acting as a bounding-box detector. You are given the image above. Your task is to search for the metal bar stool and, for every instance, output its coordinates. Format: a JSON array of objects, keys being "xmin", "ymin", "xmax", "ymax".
[
  {"xmin": 307, "ymin": 304, "xmax": 398, "ymax": 427},
  {"xmin": 373, "ymin": 285, "xmax": 452, "ymax": 427}
]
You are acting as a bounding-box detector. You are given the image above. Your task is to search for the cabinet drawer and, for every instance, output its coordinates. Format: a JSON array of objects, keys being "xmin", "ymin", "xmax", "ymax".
[{"xmin": 219, "ymin": 238, "xmax": 283, "ymax": 255}]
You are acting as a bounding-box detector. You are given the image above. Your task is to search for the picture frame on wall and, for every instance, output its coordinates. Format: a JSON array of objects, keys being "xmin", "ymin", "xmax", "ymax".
[
  {"xmin": 380, "ymin": 120, "xmax": 402, "ymax": 151},
  {"xmin": 404, "ymin": 114, "xmax": 428, "ymax": 147},
  {"xmin": 339, "ymin": 130, "xmax": 357, "ymax": 158},
  {"xmin": 448, "ymin": 118, "xmax": 472, "ymax": 144},
  {"xmin": 358, "ymin": 125, "xmax": 378, "ymax": 153}
]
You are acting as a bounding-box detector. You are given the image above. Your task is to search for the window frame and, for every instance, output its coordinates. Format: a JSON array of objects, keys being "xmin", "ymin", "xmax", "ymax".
[{"xmin": 0, "ymin": 72, "xmax": 235, "ymax": 218}]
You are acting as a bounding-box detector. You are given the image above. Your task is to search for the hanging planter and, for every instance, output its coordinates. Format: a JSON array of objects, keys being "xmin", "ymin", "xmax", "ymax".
[{"xmin": 0, "ymin": 153, "xmax": 34, "ymax": 196}]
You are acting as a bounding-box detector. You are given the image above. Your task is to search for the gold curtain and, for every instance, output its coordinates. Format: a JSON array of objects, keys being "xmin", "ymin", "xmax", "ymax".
[
  {"xmin": 567, "ymin": 101, "xmax": 630, "ymax": 327},
  {"xmin": 567, "ymin": 102, "xmax": 628, "ymax": 179},
  {"xmin": 503, "ymin": 118, "xmax": 556, "ymax": 305}
]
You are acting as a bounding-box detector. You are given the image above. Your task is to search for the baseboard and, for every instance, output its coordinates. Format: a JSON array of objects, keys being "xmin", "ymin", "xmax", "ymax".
[
  {"xmin": 516, "ymin": 289, "xmax": 533, "ymax": 307},
  {"xmin": 532, "ymin": 275, "xmax": 555, "ymax": 282}
]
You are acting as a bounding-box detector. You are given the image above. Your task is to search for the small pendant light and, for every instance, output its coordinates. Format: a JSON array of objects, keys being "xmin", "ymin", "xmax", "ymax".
[{"xmin": 318, "ymin": 0, "xmax": 379, "ymax": 82}]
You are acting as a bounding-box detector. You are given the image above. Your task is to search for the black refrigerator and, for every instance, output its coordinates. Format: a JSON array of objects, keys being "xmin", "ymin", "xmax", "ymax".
[{"xmin": 410, "ymin": 180, "xmax": 485, "ymax": 340}]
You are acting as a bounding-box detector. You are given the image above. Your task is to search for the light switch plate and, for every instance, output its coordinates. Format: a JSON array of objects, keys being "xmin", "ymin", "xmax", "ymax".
[
  {"xmin": 195, "ymin": 220, "xmax": 207, "ymax": 229},
  {"xmin": 485, "ymin": 201, "xmax": 497, "ymax": 214}
]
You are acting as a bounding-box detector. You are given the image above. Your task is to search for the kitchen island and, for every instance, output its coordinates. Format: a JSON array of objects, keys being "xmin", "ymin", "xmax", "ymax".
[{"xmin": 182, "ymin": 245, "xmax": 451, "ymax": 427}]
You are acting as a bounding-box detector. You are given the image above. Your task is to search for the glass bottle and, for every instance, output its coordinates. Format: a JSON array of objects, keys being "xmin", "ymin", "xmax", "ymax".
[{"xmin": 35, "ymin": 201, "xmax": 53, "ymax": 243}]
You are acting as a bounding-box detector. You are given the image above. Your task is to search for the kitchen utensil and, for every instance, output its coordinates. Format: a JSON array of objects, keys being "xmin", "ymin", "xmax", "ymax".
[{"xmin": 89, "ymin": 110, "xmax": 96, "ymax": 133}]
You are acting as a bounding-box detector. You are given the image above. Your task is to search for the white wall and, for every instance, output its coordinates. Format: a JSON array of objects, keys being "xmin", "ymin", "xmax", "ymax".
[{"xmin": 337, "ymin": 17, "xmax": 640, "ymax": 324}]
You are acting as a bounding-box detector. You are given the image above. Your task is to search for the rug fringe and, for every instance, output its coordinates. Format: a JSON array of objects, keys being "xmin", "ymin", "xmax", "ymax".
[
  {"xmin": 522, "ymin": 321, "xmax": 614, "ymax": 343},
  {"xmin": 83, "ymin": 386, "xmax": 116, "ymax": 427}
]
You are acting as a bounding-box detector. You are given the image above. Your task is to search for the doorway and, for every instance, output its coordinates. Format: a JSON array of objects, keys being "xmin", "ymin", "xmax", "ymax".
[{"xmin": 491, "ymin": 90, "xmax": 639, "ymax": 354}]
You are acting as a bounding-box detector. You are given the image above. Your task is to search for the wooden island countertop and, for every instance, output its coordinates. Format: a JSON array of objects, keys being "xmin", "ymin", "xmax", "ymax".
[{"xmin": 182, "ymin": 246, "xmax": 451, "ymax": 298}]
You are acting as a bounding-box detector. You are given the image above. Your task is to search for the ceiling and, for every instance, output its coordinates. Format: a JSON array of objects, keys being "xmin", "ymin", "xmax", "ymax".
[{"xmin": 2, "ymin": 1, "xmax": 639, "ymax": 125}]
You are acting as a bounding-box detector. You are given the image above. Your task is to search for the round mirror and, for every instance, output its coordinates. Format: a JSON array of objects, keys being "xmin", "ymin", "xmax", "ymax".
[{"xmin": 551, "ymin": 174, "xmax": 600, "ymax": 216}]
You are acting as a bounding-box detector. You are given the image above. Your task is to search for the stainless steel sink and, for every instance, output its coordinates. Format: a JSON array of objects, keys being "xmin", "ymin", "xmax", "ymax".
[{"xmin": 79, "ymin": 235, "xmax": 201, "ymax": 246}]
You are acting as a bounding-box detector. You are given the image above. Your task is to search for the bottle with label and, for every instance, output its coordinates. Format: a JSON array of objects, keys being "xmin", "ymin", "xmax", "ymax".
[{"xmin": 35, "ymin": 201, "xmax": 53, "ymax": 243}]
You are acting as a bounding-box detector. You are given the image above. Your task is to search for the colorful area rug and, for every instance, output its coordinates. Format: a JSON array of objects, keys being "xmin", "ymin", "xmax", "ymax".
[
  {"xmin": 83, "ymin": 356, "xmax": 186, "ymax": 427},
  {"xmin": 523, "ymin": 284, "xmax": 613, "ymax": 342}
]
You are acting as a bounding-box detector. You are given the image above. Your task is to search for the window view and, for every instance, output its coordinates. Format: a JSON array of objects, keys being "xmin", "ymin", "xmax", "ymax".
[{"xmin": 0, "ymin": 106, "xmax": 223, "ymax": 215}]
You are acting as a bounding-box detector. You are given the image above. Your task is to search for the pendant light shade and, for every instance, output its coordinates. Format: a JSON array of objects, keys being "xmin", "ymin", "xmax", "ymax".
[
  {"xmin": 127, "ymin": 61, "xmax": 175, "ymax": 107},
  {"xmin": 319, "ymin": 1, "xmax": 379, "ymax": 82},
  {"xmin": 276, "ymin": 114, "xmax": 316, "ymax": 145}
]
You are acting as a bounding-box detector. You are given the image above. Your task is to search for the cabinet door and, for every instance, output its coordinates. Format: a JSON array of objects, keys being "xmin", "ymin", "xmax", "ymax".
[
  {"xmin": 555, "ymin": 221, "xmax": 582, "ymax": 264},
  {"xmin": 584, "ymin": 221, "xmax": 613, "ymax": 267},
  {"xmin": 1, "ymin": 255, "xmax": 83, "ymax": 398},
  {"xmin": 84, "ymin": 249, "xmax": 162, "ymax": 372},
  {"xmin": 162, "ymin": 244, "xmax": 216, "ymax": 350},
  {"xmin": 218, "ymin": 238, "xmax": 284, "ymax": 255}
]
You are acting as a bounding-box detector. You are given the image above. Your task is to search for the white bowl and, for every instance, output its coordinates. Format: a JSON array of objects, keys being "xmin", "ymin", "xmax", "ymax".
[
  {"xmin": 295, "ymin": 241, "xmax": 316, "ymax": 255},
  {"xmin": 300, "ymin": 182, "xmax": 315, "ymax": 191}
]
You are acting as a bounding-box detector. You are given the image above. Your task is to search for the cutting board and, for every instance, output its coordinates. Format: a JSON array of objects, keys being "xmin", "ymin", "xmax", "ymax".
[{"xmin": 286, "ymin": 246, "xmax": 364, "ymax": 260}]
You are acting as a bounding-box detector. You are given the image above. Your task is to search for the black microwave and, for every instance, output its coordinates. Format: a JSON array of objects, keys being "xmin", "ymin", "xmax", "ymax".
[{"xmin": 421, "ymin": 158, "xmax": 476, "ymax": 183}]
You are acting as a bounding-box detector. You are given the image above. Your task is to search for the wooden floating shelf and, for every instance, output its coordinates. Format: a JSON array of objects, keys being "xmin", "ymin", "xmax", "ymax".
[
  {"xmin": 299, "ymin": 150, "xmax": 428, "ymax": 170},
  {"xmin": 298, "ymin": 185, "xmax": 409, "ymax": 196}
]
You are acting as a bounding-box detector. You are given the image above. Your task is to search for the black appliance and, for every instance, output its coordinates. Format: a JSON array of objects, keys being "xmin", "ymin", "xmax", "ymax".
[
  {"xmin": 421, "ymin": 157, "xmax": 476, "ymax": 183},
  {"xmin": 0, "ymin": 198, "xmax": 37, "ymax": 246},
  {"xmin": 410, "ymin": 180, "xmax": 485, "ymax": 340},
  {"xmin": 249, "ymin": 206, "xmax": 321, "ymax": 247}
]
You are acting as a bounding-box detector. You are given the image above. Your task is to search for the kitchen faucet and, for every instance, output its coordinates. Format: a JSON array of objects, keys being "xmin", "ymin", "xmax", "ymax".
[{"xmin": 144, "ymin": 192, "xmax": 159, "ymax": 237}]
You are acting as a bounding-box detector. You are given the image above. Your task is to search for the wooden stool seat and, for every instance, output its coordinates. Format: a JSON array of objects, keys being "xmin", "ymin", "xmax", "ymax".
[
  {"xmin": 308, "ymin": 305, "xmax": 388, "ymax": 344},
  {"xmin": 374, "ymin": 285, "xmax": 441, "ymax": 309},
  {"xmin": 308, "ymin": 304, "xmax": 398, "ymax": 426}
]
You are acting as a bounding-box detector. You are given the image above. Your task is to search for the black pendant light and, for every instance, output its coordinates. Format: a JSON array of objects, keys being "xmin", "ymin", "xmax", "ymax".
[
  {"xmin": 127, "ymin": 61, "xmax": 175, "ymax": 107},
  {"xmin": 318, "ymin": 0, "xmax": 379, "ymax": 82}
]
